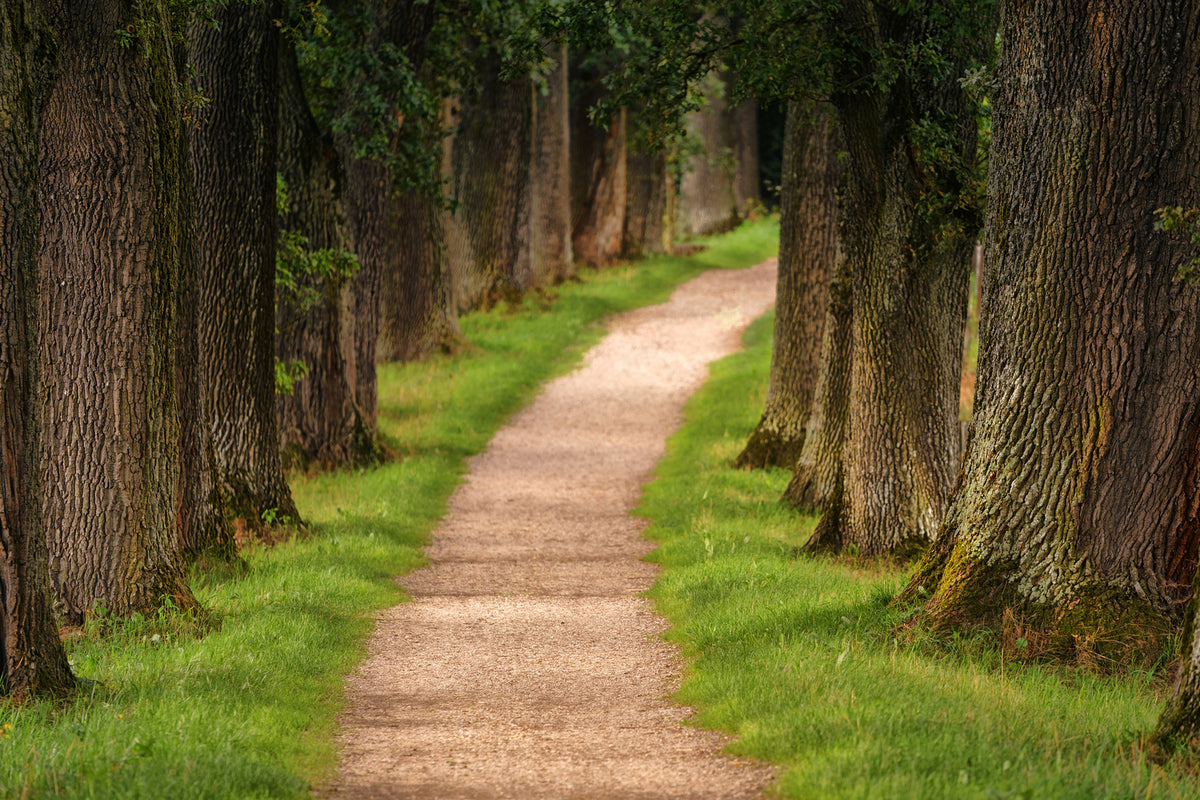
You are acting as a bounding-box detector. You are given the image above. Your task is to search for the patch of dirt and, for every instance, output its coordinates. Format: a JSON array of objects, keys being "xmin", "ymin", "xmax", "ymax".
[{"xmin": 328, "ymin": 260, "xmax": 779, "ymax": 799}]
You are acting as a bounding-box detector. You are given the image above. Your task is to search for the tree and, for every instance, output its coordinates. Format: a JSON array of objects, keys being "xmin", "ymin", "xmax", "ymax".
[
  {"xmin": 528, "ymin": 40, "xmax": 574, "ymax": 285},
  {"xmin": 0, "ymin": 0, "xmax": 74, "ymax": 697},
  {"xmin": 569, "ymin": 51, "xmax": 628, "ymax": 267},
  {"xmin": 190, "ymin": 0, "xmax": 300, "ymax": 524},
  {"xmin": 904, "ymin": 0, "xmax": 1200, "ymax": 662},
  {"xmin": 39, "ymin": 0, "xmax": 196, "ymax": 621},
  {"xmin": 736, "ymin": 100, "xmax": 838, "ymax": 470},
  {"xmin": 676, "ymin": 72, "xmax": 740, "ymax": 238}
]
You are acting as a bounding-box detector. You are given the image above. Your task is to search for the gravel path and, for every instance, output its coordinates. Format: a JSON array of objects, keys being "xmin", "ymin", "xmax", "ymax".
[{"xmin": 330, "ymin": 260, "xmax": 778, "ymax": 799}]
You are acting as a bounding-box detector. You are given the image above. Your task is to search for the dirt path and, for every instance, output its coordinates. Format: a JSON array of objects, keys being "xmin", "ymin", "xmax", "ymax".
[{"xmin": 331, "ymin": 260, "xmax": 778, "ymax": 799}]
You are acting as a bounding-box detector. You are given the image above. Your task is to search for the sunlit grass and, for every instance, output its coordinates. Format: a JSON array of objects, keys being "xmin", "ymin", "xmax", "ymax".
[
  {"xmin": 0, "ymin": 220, "xmax": 779, "ymax": 799},
  {"xmin": 640, "ymin": 311, "xmax": 1199, "ymax": 800}
]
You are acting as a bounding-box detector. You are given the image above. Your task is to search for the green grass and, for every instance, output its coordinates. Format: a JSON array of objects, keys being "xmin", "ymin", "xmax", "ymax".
[
  {"xmin": 0, "ymin": 220, "xmax": 778, "ymax": 799},
  {"xmin": 638, "ymin": 310, "xmax": 1200, "ymax": 800}
]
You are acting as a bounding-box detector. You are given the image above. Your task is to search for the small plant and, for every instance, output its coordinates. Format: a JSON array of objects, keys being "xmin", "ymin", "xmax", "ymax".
[{"xmin": 1154, "ymin": 206, "xmax": 1200, "ymax": 282}]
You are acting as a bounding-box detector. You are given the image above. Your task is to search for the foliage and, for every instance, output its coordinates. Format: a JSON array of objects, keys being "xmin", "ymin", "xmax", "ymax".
[
  {"xmin": 1155, "ymin": 207, "xmax": 1200, "ymax": 282},
  {"xmin": 0, "ymin": 221, "xmax": 778, "ymax": 799},
  {"xmin": 638, "ymin": 310, "xmax": 1198, "ymax": 799}
]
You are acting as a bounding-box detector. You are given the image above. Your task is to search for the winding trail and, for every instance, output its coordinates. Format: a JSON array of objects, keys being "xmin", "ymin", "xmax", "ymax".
[{"xmin": 331, "ymin": 260, "xmax": 778, "ymax": 799}]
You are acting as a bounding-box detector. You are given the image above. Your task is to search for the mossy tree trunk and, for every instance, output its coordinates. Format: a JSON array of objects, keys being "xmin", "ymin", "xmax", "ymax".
[
  {"xmin": 190, "ymin": 0, "xmax": 299, "ymax": 525},
  {"xmin": 445, "ymin": 61, "xmax": 534, "ymax": 311},
  {"xmin": 737, "ymin": 100, "xmax": 838, "ymax": 470},
  {"xmin": 0, "ymin": 0, "xmax": 74, "ymax": 697},
  {"xmin": 528, "ymin": 41, "xmax": 574, "ymax": 285},
  {"xmin": 623, "ymin": 142, "xmax": 669, "ymax": 258},
  {"xmin": 731, "ymin": 95, "xmax": 759, "ymax": 216},
  {"xmin": 808, "ymin": 1, "xmax": 981, "ymax": 558},
  {"xmin": 569, "ymin": 57, "xmax": 627, "ymax": 268},
  {"xmin": 39, "ymin": 0, "xmax": 196, "ymax": 621},
  {"xmin": 906, "ymin": 1, "xmax": 1200, "ymax": 664},
  {"xmin": 275, "ymin": 41, "xmax": 377, "ymax": 468},
  {"xmin": 676, "ymin": 72, "xmax": 738, "ymax": 238}
]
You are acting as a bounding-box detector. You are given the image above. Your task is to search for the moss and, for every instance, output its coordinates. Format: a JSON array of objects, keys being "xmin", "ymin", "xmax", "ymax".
[{"xmin": 734, "ymin": 422, "xmax": 805, "ymax": 470}]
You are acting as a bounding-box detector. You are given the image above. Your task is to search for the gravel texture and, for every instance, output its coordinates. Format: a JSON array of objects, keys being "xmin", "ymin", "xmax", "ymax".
[{"xmin": 329, "ymin": 260, "xmax": 779, "ymax": 798}]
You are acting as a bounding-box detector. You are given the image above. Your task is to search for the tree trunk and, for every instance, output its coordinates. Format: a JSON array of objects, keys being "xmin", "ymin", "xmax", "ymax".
[
  {"xmin": 39, "ymin": 0, "xmax": 195, "ymax": 622},
  {"xmin": 568, "ymin": 58, "xmax": 627, "ymax": 269},
  {"xmin": 906, "ymin": 1, "xmax": 1200, "ymax": 665},
  {"xmin": 623, "ymin": 143, "xmax": 669, "ymax": 258},
  {"xmin": 806, "ymin": 3, "xmax": 979, "ymax": 559},
  {"xmin": 737, "ymin": 100, "xmax": 838, "ymax": 469},
  {"xmin": 275, "ymin": 41, "xmax": 377, "ymax": 468},
  {"xmin": 528, "ymin": 41, "xmax": 574, "ymax": 285},
  {"xmin": 190, "ymin": 1, "xmax": 298, "ymax": 525},
  {"xmin": 731, "ymin": 96, "xmax": 759, "ymax": 215},
  {"xmin": 445, "ymin": 64, "xmax": 534, "ymax": 311},
  {"xmin": 783, "ymin": 241, "xmax": 851, "ymax": 523},
  {"xmin": 676, "ymin": 73, "xmax": 738, "ymax": 238},
  {"xmin": 0, "ymin": 0, "xmax": 75, "ymax": 698}
]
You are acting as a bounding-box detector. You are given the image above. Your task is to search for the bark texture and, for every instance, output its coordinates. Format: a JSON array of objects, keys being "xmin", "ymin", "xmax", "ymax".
[
  {"xmin": 191, "ymin": 1, "xmax": 298, "ymax": 523},
  {"xmin": 39, "ymin": 0, "xmax": 194, "ymax": 621},
  {"xmin": 812, "ymin": 2, "xmax": 979, "ymax": 557},
  {"xmin": 445, "ymin": 65, "xmax": 534, "ymax": 310},
  {"xmin": 737, "ymin": 101, "xmax": 838, "ymax": 470},
  {"xmin": 569, "ymin": 61, "xmax": 627, "ymax": 268},
  {"xmin": 276, "ymin": 42, "xmax": 377, "ymax": 468},
  {"xmin": 623, "ymin": 143, "xmax": 670, "ymax": 258},
  {"xmin": 528, "ymin": 41, "xmax": 574, "ymax": 285},
  {"xmin": 908, "ymin": 1, "xmax": 1200, "ymax": 663},
  {"xmin": 676, "ymin": 73, "xmax": 738, "ymax": 238},
  {"xmin": 731, "ymin": 97, "xmax": 760, "ymax": 215},
  {"xmin": 0, "ymin": 0, "xmax": 74, "ymax": 697}
]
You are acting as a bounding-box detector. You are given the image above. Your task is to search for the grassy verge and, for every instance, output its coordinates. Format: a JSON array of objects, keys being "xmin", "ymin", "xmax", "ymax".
[
  {"xmin": 0, "ymin": 220, "xmax": 778, "ymax": 799},
  {"xmin": 639, "ymin": 310, "xmax": 1198, "ymax": 799}
]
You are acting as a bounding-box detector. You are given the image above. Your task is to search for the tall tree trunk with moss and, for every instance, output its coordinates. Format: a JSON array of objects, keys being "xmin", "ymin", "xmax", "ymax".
[
  {"xmin": 528, "ymin": 41, "xmax": 574, "ymax": 285},
  {"xmin": 737, "ymin": 100, "xmax": 838, "ymax": 469},
  {"xmin": 0, "ymin": 0, "xmax": 75, "ymax": 698},
  {"xmin": 807, "ymin": 2, "xmax": 981, "ymax": 558},
  {"xmin": 446, "ymin": 64, "xmax": 534, "ymax": 310},
  {"xmin": 39, "ymin": 0, "xmax": 196, "ymax": 622},
  {"xmin": 624, "ymin": 141, "xmax": 669, "ymax": 258},
  {"xmin": 907, "ymin": 1, "xmax": 1200, "ymax": 664},
  {"xmin": 190, "ymin": 0, "xmax": 298, "ymax": 525},
  {"xmin": 275, "ymin": 42, "xmax": 376, "ymax": 468}
]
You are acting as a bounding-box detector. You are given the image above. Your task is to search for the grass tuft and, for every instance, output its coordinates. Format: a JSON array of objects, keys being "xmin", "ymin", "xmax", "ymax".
[{"xmin": 638, "ymin": 310, "xmax": 1200, "ymax": 800}]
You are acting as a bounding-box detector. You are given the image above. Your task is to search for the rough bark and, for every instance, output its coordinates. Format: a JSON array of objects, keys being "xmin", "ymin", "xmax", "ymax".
[
  {"xmin": 809, "ymin": 3, "xmax": 979, "ymax": 558},
  {"xmin": 190, "ymin": 1, "xmax": 298, "ymax": 525},
  {"xmin": 676, "ymin": 73, "xmax": 738, "ymax": 238},
  {"xmin": 737, "ymin": 100, "xmax": 838, "ymax": 470},
  {"xmin": 376, "ymin": 189, "xmax": 462, "ymax": 363},
  {"xmin": 907, "ymin": 1, "xmax": 1200, "ymax": 665},
  {"xmin": 276, "ymin": 41, "xmax": 377, "ymax": 468},
  {"xmin": 0, "ymin": 0, "xmax": 74, "ymax": 697},
  {"xmin": 623, "ymin": 143, "xmax": 670, "ymax": 258},
  {"xmin": 569, "ymin": 59, "xmax": 627, "ymax": 268},
  {"xmin": 39, "ymin": 0, "xmax": 195, "ymax": 621},
  {"xmin": 445, "ymin": 64, "xmax": 534, "ymax": 311},
  {"xmin": 783, "ymin": 242, "xmax": 852, "ymax": 522},
  {"xmin": 528, "ymin": 41, "xmax": 574, "ymax": 285}
]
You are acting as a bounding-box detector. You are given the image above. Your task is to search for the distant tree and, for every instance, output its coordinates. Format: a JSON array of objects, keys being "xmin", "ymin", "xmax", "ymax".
[{"xmin": 0, "ymin": 0, "xmax": 75, "ymax": 697}]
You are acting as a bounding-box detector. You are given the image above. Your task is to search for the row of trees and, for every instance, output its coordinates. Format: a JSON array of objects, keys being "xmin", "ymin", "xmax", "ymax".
[
  {"xmin": 600, "ymin": 0, "xmax": 1200, "ymax": 751},
  {"xmin": 0, "ymin": 0, "xmax": 764, "ymax": 699}
]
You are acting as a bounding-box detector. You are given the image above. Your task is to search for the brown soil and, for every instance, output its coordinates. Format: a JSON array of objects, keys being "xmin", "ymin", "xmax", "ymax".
[{"xmin": 328, "ymin": 260, "xmax": 779, "ymax": 799}]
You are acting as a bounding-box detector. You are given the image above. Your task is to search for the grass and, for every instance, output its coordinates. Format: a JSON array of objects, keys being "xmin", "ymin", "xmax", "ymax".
[
  {"xmin": 638, "ymin": 310, "xmax": 1200, "ymax": 799},
  {"xmin": 0, "ymin": 219, "xmax": 778, "ymax": 799}
]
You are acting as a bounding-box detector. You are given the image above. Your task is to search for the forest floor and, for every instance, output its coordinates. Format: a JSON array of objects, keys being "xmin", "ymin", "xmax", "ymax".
[{"xmin": 327, "ymin": 259, "xmax": 779, "ymax": 799}]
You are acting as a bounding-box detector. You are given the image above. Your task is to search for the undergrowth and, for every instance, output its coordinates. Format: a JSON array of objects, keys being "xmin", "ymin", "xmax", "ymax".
[
  {"xmin": 0, "ymin": 221, "xmax": 779, "ymax": 799},
  {"xmin": 638, "ymin": 310, "xmax": 1200, "ymax": 799}
]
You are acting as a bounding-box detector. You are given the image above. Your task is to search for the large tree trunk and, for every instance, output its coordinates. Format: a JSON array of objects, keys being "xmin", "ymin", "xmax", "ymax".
[
  {"xmin": 445, "ymin": 64, "xmax": 534, "ymax": 311},
  {"xmin": 623, "ymin": 143, "xmax": 670, "ymax": 258},
  {"xmin": 731, "ymin": 97, "xmax": 760, "ymax": 215},
  {"xmin": 0, "ymin": 0, "xmax": 74, "ymax": 698},
  {"xmin": 190, "ymin": 1, "xmax": 298, "ymax": 524},
  {"xmin": 810, "ymin": 3, "xmax": 980, "ymax": 558},
  {"xmin": 737, "ymin": 100, "xmax": 838, "ymax": 469},
  {"xmin": 676, "ymin": 73, "xmax": 738, "ymax": 238},
  {"xmin": 275, "ymin": 42, "xmax": 377, "ymax": 468},
  {"xmin": 39, "ymin": 0, "xmax": 195, "ymax": 622},
  {"xmin": 569, "ymin": 58, "xmax": 627, "ymax": 268},
  {"xmin": 528, "ymin": 41, "xmax": 574, "ymax": 285},
  {"xmin": 906, "ymin": 1, "xmax": 1200, "ymax": 665}
]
